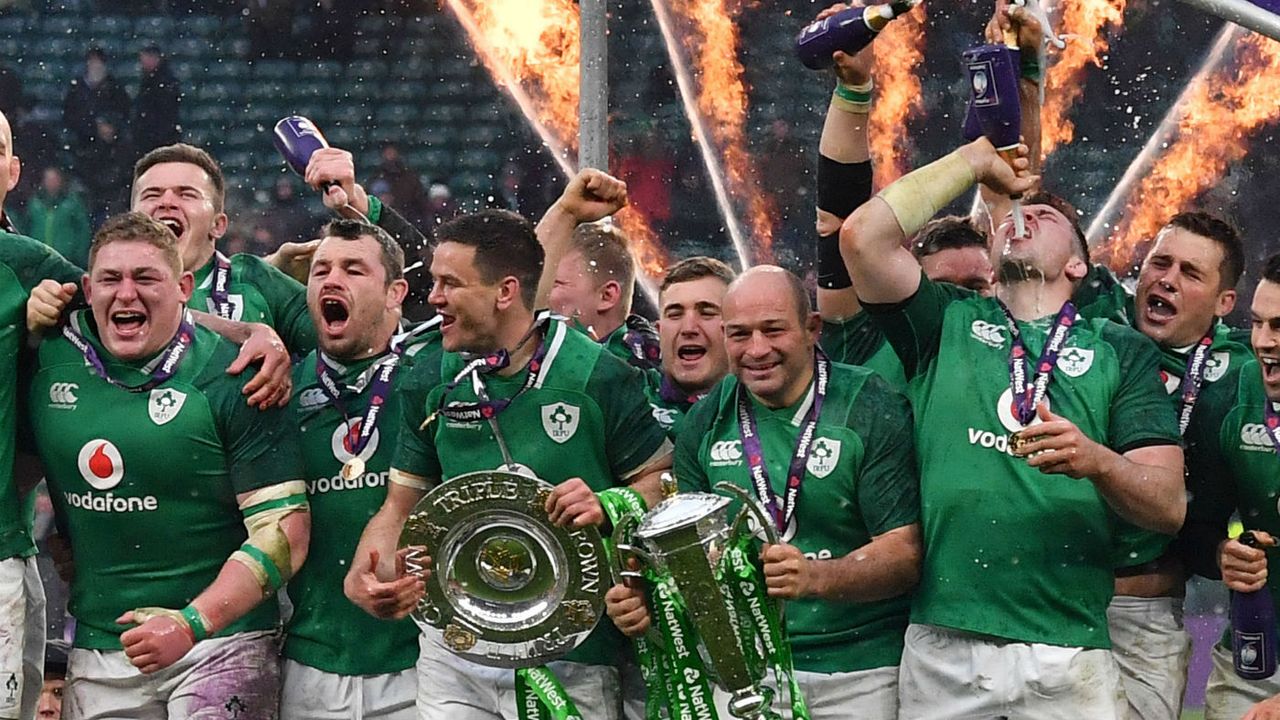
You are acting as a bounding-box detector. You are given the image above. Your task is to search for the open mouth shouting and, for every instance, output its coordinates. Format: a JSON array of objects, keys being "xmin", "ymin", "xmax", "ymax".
[
  {"xmin": 319, "ymin": 294, "xmax": 351, "ymax": 337},
  {"xmin": 1143, "ymin": 289, "xmax": 1179, "ymax": 327},
  {"xmin": 109, "ymin": 308, "xmax": 148, "ymax": 340},
  {"xmin": 1261, "ymin": 356, "xmax": 1280, "ymax": 386},
  {"xmin": 155, "ymin": 215, "xmax": 186, "ymax": 242},
  {"xmin": 675, "ymin": 341, "xmax": 707, "ymax": 367}
]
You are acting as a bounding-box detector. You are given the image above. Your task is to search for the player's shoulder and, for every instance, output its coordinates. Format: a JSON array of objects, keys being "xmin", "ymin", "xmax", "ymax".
[
  {"xmin": 1090, "ymin": 316, "xmax": 1159, "ymax": 356},
  {"xmin": 0, "ymin": 230, "xmax": 82, "ymax": 285},
  {"xmin": 231, "ymin": 252, "xmax": 304, "ymax": 290},
  {"xmin": 189, "ymin": 324, "xmax": 258, "ymax": 394}
]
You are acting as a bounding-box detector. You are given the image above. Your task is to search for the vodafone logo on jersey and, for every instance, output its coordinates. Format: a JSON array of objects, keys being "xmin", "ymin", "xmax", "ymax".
[
  {"xmin": 331, "ymin": 418, "xmax": 380, "ymax": 464},
  {"xmin": 995, "ymin": 388, "xmax": 1049, "ymax": 433},
  {"xmin": 77, "ymin": 440, "xmax": 124, "ymax": 490}
]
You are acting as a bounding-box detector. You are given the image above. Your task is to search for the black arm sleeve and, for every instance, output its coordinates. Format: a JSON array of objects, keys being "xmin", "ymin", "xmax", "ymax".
[{"xmin": 816, "ymin": 157, "xmax": 873, "ymax": 290}]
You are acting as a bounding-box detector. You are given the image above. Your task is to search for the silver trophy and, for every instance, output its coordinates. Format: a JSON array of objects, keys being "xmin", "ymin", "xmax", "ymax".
[
  {"xmin": 615, "ymin": 482, "xmax": 783, "ymax": 720},
  {"xmin": 399, "ymin": 470, "xmax": 609, "ymax": 668}
]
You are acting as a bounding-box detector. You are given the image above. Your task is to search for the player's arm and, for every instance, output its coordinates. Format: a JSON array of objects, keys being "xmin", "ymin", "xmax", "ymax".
[
  {"xmin": 344, "ymin": 474, "xmax": 431, "ymax": 620},
  {"xmin": 812, "ymin": 2, "xmax": 875, "ymax": 322},
  {"xmin": 189, "ymin": 312, "xmax": 293, "ymax": 409},
  {"xmin": 246, "ymin": 256, "xmax": 318, "ymax": 354},
  {"xmin": 533, "ymin": 168, "xmax": 628, "ymax": 309},
  {"xmin": 1014, "ymin": 328, "xmax": 1186, "ymax": 535},
  {"xmin": 117, "ymin": 481, "xmax": 310, "ymax": 674},
  {"xmin": 764, "ymin": 374, "xmax": 922, "ymax": 600},
  {"xmin": 841, "ymin": 137, "xmax": 1036, "ymax": 305}
]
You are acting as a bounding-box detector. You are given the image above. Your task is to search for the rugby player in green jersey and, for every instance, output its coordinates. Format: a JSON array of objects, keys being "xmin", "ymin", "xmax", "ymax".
[
  {"xmin": 1104, "ymin": 211, "xmax": 1250, "ymax": 720},
  {"xmin": 283, "ymin": 219, "xmax": 434, "ymax": 719},
  {"xmin": 840, "ymin": 137, "xmax": 1184, "ymax": 719},
  {"xmin": 608, "ymin": 266, "xmax": 922, "ymax": 720},
  {"xmin": 1194, "ymin": 255, "xmax": 1280, "ymax": 720},
  {"xmin": 27, "ymin": 213, "xmax": 310, "ymax": 719},
  {"xmin": 0, "ymin": 109, "xmax": 84, "ymax": 720},
  {"xmin": 345, "ymin": 209, "xmax": 672, "ymax": 720}
]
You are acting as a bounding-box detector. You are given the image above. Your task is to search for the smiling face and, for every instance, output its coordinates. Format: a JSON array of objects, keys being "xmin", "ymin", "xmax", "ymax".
[
  {"xmin": 1136, "ymin": 225, "xmax": 1235, "ymax": 348},
  {"xmin": 132, "ymin": 161, "xmax": 227, "ymax": 272},
  {"xmin": 1252, "ymin": 279, "xmax": 1280, "ymax": 403},
  {"xmin": 657, "ymin": 275, "xmax": 730, "ymax": 395},
  {"xmin": 308, "ymin": 235, "xmax": 407, "ymax": 361},
  {"xmin": 428, "ymin": 241, "xmax": 506, "ymax": 353},
  {"xmin": 84, "ymin": 239, "xmax": 193, "ymax": 361},
  {"xmin": 722, "ymin": 269, "xmax": 819, "ymax": 409}
]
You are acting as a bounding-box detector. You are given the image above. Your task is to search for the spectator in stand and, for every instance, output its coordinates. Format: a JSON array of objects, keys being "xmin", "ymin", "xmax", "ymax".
[
  {"xmin": 371, "ymin": 142, "xmax": 427, "ymax": 226},
  {"xmin": 259, "ymin": 176, "xmax": 318, "ymax": 247},
  {"xmin": 62, "ymin": 47, "xmax": 131, "ymax": 160},
  {"xmin": 77, "ymin": 117, "xmax": 134, "ymax": 224},
  {"xmin": 424, "ymin": 179, "xmax": 456, "ymax": 230},
  {"xmin": 133, "ymin": 44, "xmax": 181, "ymax": 152},
  {"xmin": 22, "ymin": 167, "xmax": 92, "ymax": 268}
]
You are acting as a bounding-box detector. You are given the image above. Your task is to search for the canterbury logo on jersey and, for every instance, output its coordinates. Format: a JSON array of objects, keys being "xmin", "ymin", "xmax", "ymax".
[
  {"xmin": 48, "ymin": 383, "xmax": 78, "ymax": 408},
  {"xmin": 297, "ymin": 388, "xmax": 328, "ymax": 409},
  {"xmin": 709, "ymin": 440, "xmax": 743, "ymax": 466},
  {"xmin": 970, "ymin": 320, "xmax": 1007, "ymax": 348},
  {"xmin": 650, "ymin": 404, "xmax": 677, "ymax": 429},
  {"xmin": 1239, "ymin": 423, "xmax": 1275, "ymax": 452}
]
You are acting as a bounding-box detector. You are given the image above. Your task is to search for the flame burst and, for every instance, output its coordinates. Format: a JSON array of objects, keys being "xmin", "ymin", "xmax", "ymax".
[
  {"xmin": 443, "ymin": 0, "xmax": 669, "ymax": 290},
  {"xmin": 1041, "ymin": 0, "xmax": 1127, "ymax": 156},
  {"xmin": 1095, "ymin": 32, "xmax": 1280, "ymax": 268},
  {"xmin": 664, "ymin": 0, "xmax": 775, "ymax": 262},
  {"xmin": 869, "ymin": 4, "xmax": 926, "ymax": 188}
]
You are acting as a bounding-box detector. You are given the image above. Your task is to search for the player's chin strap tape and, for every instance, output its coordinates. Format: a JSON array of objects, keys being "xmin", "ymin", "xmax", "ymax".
[
  {"xmin": 817, "ymin": 157, "xmax": 873, "ymax": 290},
  {"xmin": 876, "ymin": 150, "xmax": 976, "ymax": 240},
  {"xmin": 230, "ymin": 481, "xmax": 309, "ymax": 595}
]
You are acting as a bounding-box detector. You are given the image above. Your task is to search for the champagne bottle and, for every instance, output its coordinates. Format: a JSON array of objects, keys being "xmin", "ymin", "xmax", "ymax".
[
  {"xmin": 794, "ymin": 1, "xmax": 921, "ymax": 71},
  {"xmin": 1232, "ymin": 530, "xmax": 1278, "ymax": 680}
]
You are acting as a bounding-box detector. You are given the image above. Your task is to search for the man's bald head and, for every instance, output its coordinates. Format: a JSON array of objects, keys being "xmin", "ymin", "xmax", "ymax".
[
  {"xmin": 0, "ymin": 110, "xmax": 19, "ymax": 211},
  {"xmin": 725, "ymin": 265, "xmax": 813, "ymax": 324}
]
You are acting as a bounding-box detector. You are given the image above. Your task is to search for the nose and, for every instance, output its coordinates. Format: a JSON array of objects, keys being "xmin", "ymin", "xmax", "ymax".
[
  {"xmin": 428, "ymin": 279, "xmax": 446, "ymax": 308},
  {"xmin": 115, "ymin": 277, "xmax": 139, "ymax": 301},
  {"xmin": 743, "ymin": 330, "xmax": 770, "ymax": 358}
]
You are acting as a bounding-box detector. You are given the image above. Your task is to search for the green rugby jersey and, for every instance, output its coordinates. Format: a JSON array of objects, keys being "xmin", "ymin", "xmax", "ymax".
[
  {"xmin": 1075, "ymin": 263, "xmax": 1135, "ymax": 326},
  {"xmin": 819, "ymin": 313, "xmax": 907, "ymax": 388},
  {"xmin": 640, "ymin": 369, "xmax": 699, "ymax": 438},
  {"xmin": 1114, "ymin": 323, "xmax": 1250, "ymax": 573},
  {"xmin": 29, "ymin": 311, "xmax": 304, "ymax": 649},
  {"xmin": 867, "ymin": 275, "xmax": 1179, "ymax": 649},
  {"xmin": 285, "ymin": 327, "xmax": 441, "ymax": 676},
  {"xmin": 1199, "ymin": 360, "xmax": 1280, "ymax": 637},
  {"xmin": 395, "ymin": 317, "xmax": 670, "ymax": 666},
  {"xmin": 0, "ymin": 232, "xmax": 81, "ymax": 559},
  {"xmin": 189, "ymin": 252, "xmax": 316, "ymax": 354},
  {"xmin": 675, "ymin": 363, "xmax": 919, "ymax": 673}
]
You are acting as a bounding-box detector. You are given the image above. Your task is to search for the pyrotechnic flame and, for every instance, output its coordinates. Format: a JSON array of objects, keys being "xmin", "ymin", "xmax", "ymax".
[
  {"xmin": 444, "ymin": 0, "xmax": 668, "ymax": 292},
  {"xmin": 1041, "ymin": 0, "xmax": 1127, "ymax": 156},
  {"xmin": 664, "ymin": 0, "xmax": 775, "ymax": 262},
  {"xmin": 1095, "ymin": 30, "xmax": 1280, "ymax": 268},
  {"xmin": 869, "ymin": 4, "xmax": 926, "ymax": 188}
]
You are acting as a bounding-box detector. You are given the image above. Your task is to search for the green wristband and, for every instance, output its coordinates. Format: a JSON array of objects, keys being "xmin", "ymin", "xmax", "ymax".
[
  {"xmin": 366, "ymin": 194, "xmax": 383, "ymax": 224},
  {"xmin": 1020, "ymin": 55, "xmax": 1042, "ymax": 83},
  {"xmin": 833, "ymin": 82, "xmax": 873, "ymax": 106},
  {"xmin": 181, "ymin": 605, "xmax": 210, "ymax": 641}
]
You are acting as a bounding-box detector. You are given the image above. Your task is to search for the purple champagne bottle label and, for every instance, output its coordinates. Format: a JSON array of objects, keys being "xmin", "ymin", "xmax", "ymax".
[
  {"xmin": 273, "ymin": 116, "xmax": 329, "ymax": 176},
  {"xmin": 795, "ymin": 6, "xmax": 877, "ymax": 71},
  {"xmin": 961, "ymin": 44, "xmax": 1022, "ymax": 151}
]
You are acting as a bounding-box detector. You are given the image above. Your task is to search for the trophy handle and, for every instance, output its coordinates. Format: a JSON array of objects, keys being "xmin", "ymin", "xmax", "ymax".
[
  {"xmin": 610, "ymin": 514, "xmax": 655, "ymax": 581},
  {"xmin": 715, "ymin": 482, "xmax": 781, "ymax": 547}
]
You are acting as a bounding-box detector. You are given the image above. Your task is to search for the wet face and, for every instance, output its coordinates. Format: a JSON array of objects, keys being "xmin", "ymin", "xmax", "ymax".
[
  {"xmin": 548, "ymin": 250, "xmax": 605, "ymax": 330},
  {"xmin": 921, "ymin": 246, "xmax": 995, "ymax": 296},
  {"xmin": 1251, "ymin": 280, "xmax": 1280, "ymax": 402},
  {"xmin": 308, "ymin": 236, "xmax": 407, "ymax": 361},
  {"xmin": 1136, "ymin": 226, "xmax": 1234, "ymax": 348},
  {"xmin": 993, "ymin": 203, "xmax": 1083, "ymax": 282},
  {"xmin": 722, "ymin": 270, "xmax": 819, "ymax": 408},
  {"xmin": 428, "ymin": 241, "xmax": 505, "ymax": 353},
  {"xmin": 657, "ymin": 276, "xmax": 730, "ymax": 394},
  {"xmin": 37, "ymin": 676, "xmax": 63, "ymax": 719},
  {"xmin": 84, "ymin": 240, "xmax": 193, "ymax": 361},
  {"xmin": 133, "ymin": 162, "xmax": 228, "ymax": 272}
]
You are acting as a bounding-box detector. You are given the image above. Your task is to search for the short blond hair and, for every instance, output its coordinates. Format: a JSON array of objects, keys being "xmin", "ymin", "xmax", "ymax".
[{"xmin": 89, "ymin": 212, "xmax": 183, "ymax": 277}]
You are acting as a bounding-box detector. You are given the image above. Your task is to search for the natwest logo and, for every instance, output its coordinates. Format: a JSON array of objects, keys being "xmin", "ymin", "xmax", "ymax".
[{"xmin": 77, "ymin": 440, "xmax": 124, "ymax": 490}]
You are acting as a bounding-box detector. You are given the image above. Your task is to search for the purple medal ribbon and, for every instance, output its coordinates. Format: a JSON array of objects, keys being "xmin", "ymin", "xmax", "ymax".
[
  {"xmin": 996, "ymin": 300, "xmax": 1077, "ymax": 425},
  {"xmin": 735, "ymin": 352, "xmax": 830, "ymax": 533},
  {"xmin": 1264, "ymin": 403, "xmax": 1280, "ymax": 457},
  {"xmin": 208, "ymin": 252, "xmax": 234, "ymax": 320},
  {"xmin": 315, "ymin": 353, "xmax": 400, "ymax": 461},
  {"xmin": 434, "ymin": 327, "xmax": 550, "ymax": 424},
  {"xmin": 1176, "ymin": 329, "xmax": 1216, "ymax": 436},
  {"xmin": 62, "ymin": 310, "xmax": 197, "ymax": 393},
  {"xmin": 622, "ymin": 314, "xmax": 662, "ymax": 371},
  {"xmin": 658, "ymin": 373, "xmax": 706, "ymax": 406}
]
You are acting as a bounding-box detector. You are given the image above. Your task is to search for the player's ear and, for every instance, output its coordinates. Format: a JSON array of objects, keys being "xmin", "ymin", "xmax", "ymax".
[
  {"xmin": 386, "ymin": 278, "xmax": 409, "ymax": 308},
  {"xmin": 178, "ymin": 271, "xmax": 194, "ymax": 301}
]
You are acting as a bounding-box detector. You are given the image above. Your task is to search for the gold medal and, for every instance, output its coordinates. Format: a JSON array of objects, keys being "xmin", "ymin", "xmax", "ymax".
[
  {"xmin": 342, "ymin": 457, "xmax": 366, "ymax": 481},
  {"xmin": 1009, "ymin": 431, "xmax": 1029, "ymax": 455}
]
